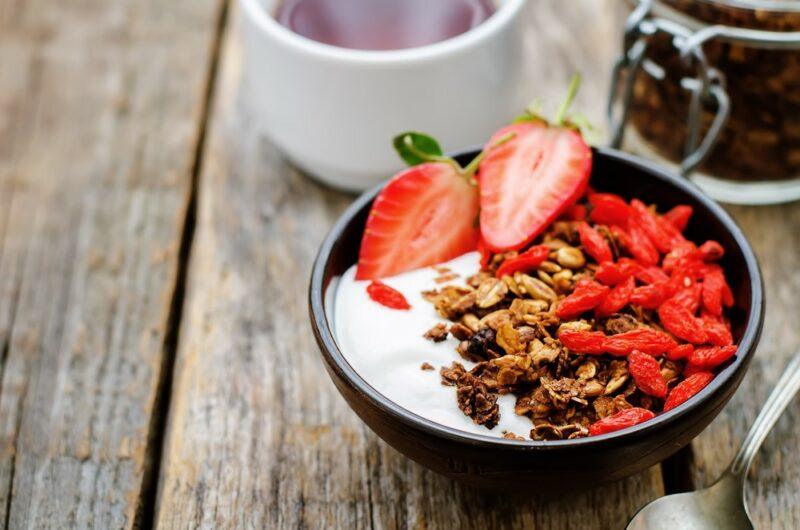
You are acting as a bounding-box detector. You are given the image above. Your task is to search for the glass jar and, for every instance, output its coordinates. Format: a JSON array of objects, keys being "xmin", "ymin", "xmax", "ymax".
[{"xmin": 608, "ymin": 0, "xmax": 800, "ymax": 204}]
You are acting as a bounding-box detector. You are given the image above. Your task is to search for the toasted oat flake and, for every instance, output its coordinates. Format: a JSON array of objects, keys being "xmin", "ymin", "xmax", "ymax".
[
  {"xmin": 502, "ymin": 431, "xmax": 525, "ymax": 440},
  {"xmin": 434, "ymin": 272, "xmax": 460, "ymax": 284},
  {"xmin": 423, "ymin": 323, "xmax": 449, "ymax": 343}
]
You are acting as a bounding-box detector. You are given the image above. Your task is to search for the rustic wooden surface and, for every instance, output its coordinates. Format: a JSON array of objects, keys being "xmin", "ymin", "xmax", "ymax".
[
  {"xmin": 0, "ymin": 0, "xmax": 225, "ymax": 527},
  {"xmin": 1, "ymin": 0, "xmax": 799, "ymax": 528}
]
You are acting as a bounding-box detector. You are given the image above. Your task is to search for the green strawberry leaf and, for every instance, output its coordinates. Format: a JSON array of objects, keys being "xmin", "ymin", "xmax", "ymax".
[{"xmin": 393, "ymin": 132, "xmax": 446, "ymax": 166}]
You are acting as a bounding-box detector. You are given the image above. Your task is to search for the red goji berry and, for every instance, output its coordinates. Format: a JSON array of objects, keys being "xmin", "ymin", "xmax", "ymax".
[
  {"xmin": 628, "ymin": 350, "xmax": 668, "ymax": 398},
  {"xmin": 603, "ymin": 258, "xmax": 669, "ymax": 285},
  {"xmin": 578, "ymin": 222, "xmax": 613, "ymax": 263},
  {"xmin": 667, "ymin": 343, "xmax": 694, "ymax": 361},
  {"xmin": 722, "ymin": 282, "xmax": 734, "ymax": 307},
  {"xmin": 559, "ymin": 328, "xmax": 678, "ymax": 357},
  {"xmin": 659, "ymin": 215, "xmax": 687, "ymax": 246},
  {"xmin": 702, "ymin": 272, "xmax": 723, "ymax": 315},
  {"xmin": 630, "ymin": 282, "xmax": 674, "ymax": 309},
  {"xmin": 595, "ymin": 276, "xmax": 635, "ymax": 317},
  {"xmin": 558, "ymin": 329, "xmax": 607, "ymax": 355},
  {"xmin": 702, "ymin": 264, "xmax": 733, "ymax": 316},
  {"xmin": 594, "ymin": 259, "xmax": 669, "ymax": 287},
  {"xmin": 603, "ymin": 328, "xmax": 678, "ymax": 356},
  {"xmin": 683, "ymin": 362, "xmax": 706, "ymax": 377},
  {"xmin": 671, "ymin": 283, "xmax": 702, "ymax": 314},
  {"xmin": 662, "ymin": 241, "xmax": 723, "ymax": 277},
  {"xmin": 698, "ymin": 240, "xmax": 725, "ymax": 261},
  {"xmin": 556, "ymin": 279, "xmax": 610, "ymax": 319},
  {"xmin": 663, "ymin": 205, "xmax": 693, "ymax": 232},
  {"xmin": 589, "ymin": 407, "xmax": 655, "ymax": 436},
  {"xmin": 611, "ymin": 224, "xmax": 632, "ymax": 248},
  {"xmin": 663, "ymin": 372, "xmax": 714, "ymax": 411},
  {"xmin": 700, "ymin": 312, "xmax": 734, "ymax": 346},
  {"xmin": 664, "ymin": 243, "xmax": 725, "ymax": 275},
  {"xmin": 563, "ymin": 203, "xmax": 587, "ymax": 221},
  {"xmin": 623, "ymin": 259, "xmax": 670, "ymax": 284},
  {"xmin": 366, "ymin": 281, "xmax": 411, "ymax": 310},
  {"xmin": 705, "ymin": 327, "xmax": 733, "ymax": 347},
  {"xmin": 622, "ymin": 222, "xmax": 660, "ymax": 266},
  {"xmin": 688, "ymin": 345, "xmax": 737, "ymax": 370},
  {"xmin": 675, "ymin": 257, "xmax": 707, "ymax": 280},
  {"xmin": 658, "ymin": 298, "xmax": 707, "ymax": 344},
  {"xmin": 669, "ymin": 269, "xmax": 704, "ymax": 300},
  {"xmin": 495, "ymin": 245, "xmax": 549, "ymax": 278},
  {"xmin": 631, "ymin": 199, "xmax": 674, "ymax": 253},
  {"xmin": 588, "ymin": 193, "xmax": 631, "ymax": 226},
  {"xmin": 662, "ymin": 240, "xmax": 697, "ymax": 273},
  {"xmin": 595, "ymin": 261, "xmax": 630, "ymax": 286},
  {"xmin": 642, "ymin": 267, "xmax": 670, "ymax": 284}
]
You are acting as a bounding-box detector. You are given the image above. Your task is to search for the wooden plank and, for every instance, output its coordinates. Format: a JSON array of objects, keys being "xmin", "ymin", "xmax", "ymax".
[
  {"xmin": 688, "ymin": 203, "xmax": 800, "ymax": 529},
  {"xmin": 155, "ymin": 2, "xmax": 667, "ymax": 528},
  {"xmin": 0, "ymin": 0, "xmax": 225, "ymax": 526}
]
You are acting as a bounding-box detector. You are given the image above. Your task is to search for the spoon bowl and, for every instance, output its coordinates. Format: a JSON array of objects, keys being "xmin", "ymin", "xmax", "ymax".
[{"xmin": 627, "ymin": 475, "xmax": 752, "ymax": 530}]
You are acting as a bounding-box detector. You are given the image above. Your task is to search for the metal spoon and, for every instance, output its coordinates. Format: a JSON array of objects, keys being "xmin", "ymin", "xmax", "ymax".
[{"xmin": 627, "ymin": 352, "xmax": 800, "ymax": 530}]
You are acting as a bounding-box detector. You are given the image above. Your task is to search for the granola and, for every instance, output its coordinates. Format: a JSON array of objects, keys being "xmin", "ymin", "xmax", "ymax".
[
  {"xmin": 424, "ymin": 194, "xmax": 738, "ymax": 440},
  {"xmin": 423, "ymin": 323, "xmax": 449, "ymax": 343}
]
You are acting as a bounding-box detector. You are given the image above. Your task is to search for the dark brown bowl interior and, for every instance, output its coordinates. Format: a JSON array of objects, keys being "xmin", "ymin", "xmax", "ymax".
[{"xmin": 309, "ymin": 146, "xmax": 764, "ymax": 491}]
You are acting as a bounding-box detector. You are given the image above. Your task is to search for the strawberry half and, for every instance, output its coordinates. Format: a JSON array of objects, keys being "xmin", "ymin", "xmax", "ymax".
[
  {"xmin": 355, "ymin": 144, "xmax": 480, "ymax": 280},
  {"xmin": 477, "ymin": 76, "xmax": 592, "ymax": 252}
]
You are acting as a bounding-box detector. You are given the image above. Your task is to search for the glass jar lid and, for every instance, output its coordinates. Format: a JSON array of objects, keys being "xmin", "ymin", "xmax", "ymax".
[{"xmin": 649, "ymin": 0, "xmax": 800, "ymax": 39}]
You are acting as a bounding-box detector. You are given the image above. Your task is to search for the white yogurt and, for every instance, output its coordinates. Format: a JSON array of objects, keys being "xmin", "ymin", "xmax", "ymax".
[{"xmin": 333, "ymin": 251, "xmax": 533, "ymax": 438}]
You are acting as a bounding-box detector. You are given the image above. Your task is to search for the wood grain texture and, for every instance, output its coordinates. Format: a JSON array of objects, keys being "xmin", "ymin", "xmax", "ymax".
[
  {"xmin": 155, "ymin": 3, "xmax": 668, "ymax": 528},
  {"xmin": 0, "ymin": 0, "xmax": 225, "ymax": 526},
  {"xmin": 688, "ymin": 203, "xmax": 800, "ymax": 529}
]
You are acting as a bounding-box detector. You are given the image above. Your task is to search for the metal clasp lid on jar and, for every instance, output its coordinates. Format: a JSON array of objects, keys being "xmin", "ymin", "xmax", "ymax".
[{"xmin": 607, "ymin": 0, "xmax": 800, "ymax": 176}]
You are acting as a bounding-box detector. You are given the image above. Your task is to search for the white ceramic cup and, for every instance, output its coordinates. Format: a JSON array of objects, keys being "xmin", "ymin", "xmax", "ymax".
[{"xmin": 240, "ymin": 0, "xmax": 530, "ymax": 192}]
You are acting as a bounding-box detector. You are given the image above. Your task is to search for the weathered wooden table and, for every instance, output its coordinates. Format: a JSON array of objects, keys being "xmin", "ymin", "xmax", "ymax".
[{"xmin": 1, "ymin": 0, "xmax": 798, "ymax": 527}]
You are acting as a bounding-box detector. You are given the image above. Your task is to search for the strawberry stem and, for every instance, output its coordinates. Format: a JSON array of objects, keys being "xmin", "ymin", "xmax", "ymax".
[
  {"xmin": 401, "ymin": 135, "xmax": 451, "ymax": 165},
  {"xmin": 554, "ymin": 73, "xmax": 581, "ymax": 126}
]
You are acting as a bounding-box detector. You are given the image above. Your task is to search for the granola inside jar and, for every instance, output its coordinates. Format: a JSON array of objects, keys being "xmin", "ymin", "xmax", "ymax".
[{"xmin": 616, "ymin": 0, "xmax": 800, "ymax": 204}]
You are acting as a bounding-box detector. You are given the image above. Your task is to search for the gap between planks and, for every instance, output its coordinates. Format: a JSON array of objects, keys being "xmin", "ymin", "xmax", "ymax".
[
  {"xmin": 0, "ymin": 197, "xmax": 26, "ymax": 530},
  {"xmin": 132, "ymin": 1, "xmax": 232, "ymax": 528},
  {"xmin": 660, "ymin": 444, "xmax": 695, "ymax": 494}
]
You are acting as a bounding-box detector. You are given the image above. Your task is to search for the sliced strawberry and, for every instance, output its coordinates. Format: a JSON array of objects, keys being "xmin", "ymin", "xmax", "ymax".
[
  {"xmin": 355, "ymin": 162, "xmax": 479, "ymax": 280},
  {"xmin": 477, "ymin": 121, "xmax": 592, "ymax": 252}
]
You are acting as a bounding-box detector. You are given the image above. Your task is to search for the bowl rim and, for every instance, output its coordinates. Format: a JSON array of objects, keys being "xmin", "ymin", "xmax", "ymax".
[{"xmin": 309, "ymin": 146, "xmax": 765, "ymax": 449}]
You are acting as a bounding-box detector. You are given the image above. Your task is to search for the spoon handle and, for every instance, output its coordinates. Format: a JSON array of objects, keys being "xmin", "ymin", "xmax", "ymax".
[{"xmin": 729, "ymin": 351, "xmax": 800, "ymax": 476}]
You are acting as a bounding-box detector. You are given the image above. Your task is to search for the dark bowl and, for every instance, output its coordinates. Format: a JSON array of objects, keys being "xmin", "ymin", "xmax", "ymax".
[{"xmin": 309, "ymin": 147, "xmax": 764, "ymax": 492}]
